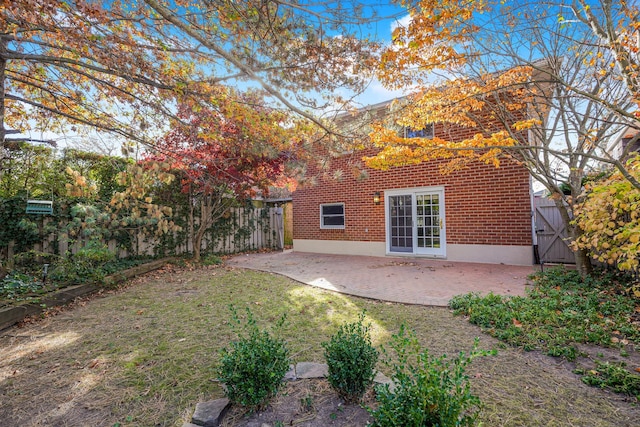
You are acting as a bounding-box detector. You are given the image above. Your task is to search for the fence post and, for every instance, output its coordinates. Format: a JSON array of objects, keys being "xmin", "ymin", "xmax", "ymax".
[
  {"xmin": 274, "ymin": 206, "xmax": 284, "ymax": 250},
  {"xmin": 7, "ymin": 240, "xmax": 15, "ymax": 267}
]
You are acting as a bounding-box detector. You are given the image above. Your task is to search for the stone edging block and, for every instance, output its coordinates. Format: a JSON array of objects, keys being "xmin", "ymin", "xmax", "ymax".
[
  {"xmin": 188, "ymin": 362, "xmax": 396, "ymax": 425},
  {"xmin": 191, "ymin": 398, "xmax": 230, "ymax": 427}
]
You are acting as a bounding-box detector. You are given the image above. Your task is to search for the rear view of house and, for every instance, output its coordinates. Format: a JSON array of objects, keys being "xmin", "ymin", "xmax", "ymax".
[{"xmin": 292, "ymin": 109, "xmax": 535, "ymax": 266}]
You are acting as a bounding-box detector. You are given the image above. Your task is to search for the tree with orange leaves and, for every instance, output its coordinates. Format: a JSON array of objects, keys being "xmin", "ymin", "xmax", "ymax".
[
  {"xmin": 0, "ymin": 0, "xmax": 195, "ymax": 148},
  {"xmin": 368, "ymin": 0, "xmax": 640, "ymax": 275},
  {"xmin": 1, "ymin": 0, "xmax": 380, "ymax": 152}
]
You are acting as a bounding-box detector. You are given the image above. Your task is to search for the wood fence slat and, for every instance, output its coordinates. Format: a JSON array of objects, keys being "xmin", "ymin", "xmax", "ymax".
[
  {"xmin": 534, "ymin": 197, "xmax": 575, "ymax": 264},
  {"xmin": 1, "ymin": 206, "xmax": 281, "ymax": 263}
]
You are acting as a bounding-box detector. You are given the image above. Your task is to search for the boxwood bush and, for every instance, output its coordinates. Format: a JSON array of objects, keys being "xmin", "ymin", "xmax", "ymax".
[
  {"xmin": 322, "ymin": 312, "xmax": 379, "ymax": 403},
  {"xmin": 369, "ymin": 325, "xmax": 494, "ymax": 427},
  {"xmin": 217, "ymin": 306, "xmax": 290, "ymax": 409}
]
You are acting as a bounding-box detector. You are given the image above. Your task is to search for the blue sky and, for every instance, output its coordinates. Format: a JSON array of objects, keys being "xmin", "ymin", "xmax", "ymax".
[
  {"xmin": 339, "ymin": 1, "xmax": 412, "ymax": 107},
  {"xmin": 13, "ymin": 1, "xmax": 411, "ymax": 150},
  {"xmin": 227, "ymin": 1, "xmax": 412, "ymax": 108}
]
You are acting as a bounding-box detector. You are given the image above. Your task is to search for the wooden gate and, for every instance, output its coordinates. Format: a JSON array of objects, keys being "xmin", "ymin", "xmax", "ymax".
[{"xmin": 534, "ymin": 197, "xmax": 575, "ymax": 264}]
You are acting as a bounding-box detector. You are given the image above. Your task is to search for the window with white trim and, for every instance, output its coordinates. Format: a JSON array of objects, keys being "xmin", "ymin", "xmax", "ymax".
[
  {"xmin": 402, "ymin": 123, "xmax": 434, "ymax": 139},
  {"xmin": 320, "ymin": 203, "xmax": 345, "ymax": 229}
]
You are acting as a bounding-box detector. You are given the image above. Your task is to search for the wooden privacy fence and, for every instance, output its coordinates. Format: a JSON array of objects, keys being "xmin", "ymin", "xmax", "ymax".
[
  {"xmin": 2, "ymin": 206, "xmax": 284, "ymax": 262},
  {"xmin": 534, "ymin": 196, "xmax": 575, "ymax": 264},
  {"xmin": 205, "ymin": 206, "xmax": 284, "ymax": 254}
]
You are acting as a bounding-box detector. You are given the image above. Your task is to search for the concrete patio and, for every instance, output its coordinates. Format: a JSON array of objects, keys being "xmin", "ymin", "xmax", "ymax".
[{"xmin": 226, "ymin": 251, "xmax": 538, "ymax": 306}]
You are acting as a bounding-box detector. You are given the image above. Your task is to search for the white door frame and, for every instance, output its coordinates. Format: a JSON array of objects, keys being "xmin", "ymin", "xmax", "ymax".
[{"xmin": 385, "ymin": 186, "xmax": 446, "ymax": 257}]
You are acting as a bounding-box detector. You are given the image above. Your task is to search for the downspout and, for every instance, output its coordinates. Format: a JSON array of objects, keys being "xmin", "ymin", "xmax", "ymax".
[
  {"xmin": 530, "ymin": 174, "xmax": 539, "ymax": 264},
  {"xmin": 528, "ymin": 128, "xmax": 540, "ymax": 266}
]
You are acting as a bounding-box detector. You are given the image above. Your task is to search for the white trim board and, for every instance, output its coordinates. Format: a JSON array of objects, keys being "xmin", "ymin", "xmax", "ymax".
[{"xmin": 293, "ymin": 239, "xmax": 533, "ymax": 266}]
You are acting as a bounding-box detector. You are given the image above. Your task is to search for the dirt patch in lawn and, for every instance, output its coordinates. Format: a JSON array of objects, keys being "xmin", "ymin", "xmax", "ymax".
[
  {"xmin": 1, "ymin": 264, "xmax": 639, "ymax": 426},
  {"xmin": 221, "ymin": 379, "xmax": 375, "ymax": 427}
]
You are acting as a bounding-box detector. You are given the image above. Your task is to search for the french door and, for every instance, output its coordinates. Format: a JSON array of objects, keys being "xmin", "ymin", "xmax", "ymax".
[{"xmin": 386, "ymin": 188, "xmax": 446, "ymax": 257}]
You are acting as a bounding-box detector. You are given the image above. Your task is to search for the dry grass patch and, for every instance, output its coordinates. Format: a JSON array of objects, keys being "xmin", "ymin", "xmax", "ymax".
[{"xmin": 0, "ymin": 263, "xmax": 638, "ymax": 426}]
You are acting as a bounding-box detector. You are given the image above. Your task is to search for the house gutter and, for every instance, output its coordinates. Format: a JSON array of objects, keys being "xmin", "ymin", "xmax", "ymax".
[{"xmin": 528, "ymin": 160, "xmax": 540, "ymax": 265}]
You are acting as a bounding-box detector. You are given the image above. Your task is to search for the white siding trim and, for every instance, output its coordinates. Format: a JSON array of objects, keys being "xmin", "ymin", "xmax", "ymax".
[{"xmin": 293, "ymin": 239, "xmax": 534, "ymax": 266}]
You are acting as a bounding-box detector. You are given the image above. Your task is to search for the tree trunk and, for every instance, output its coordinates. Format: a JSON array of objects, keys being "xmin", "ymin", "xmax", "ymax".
[
  {"xmin": 192, "ymin": 228, "xmax": 204, "ymax": 262},
  {"xmin": 191, "ymin": 190, "xmax": 229, "ymax": 262},
  {"xmin": 1, "ymin": 37, "xmax": 7, "ymax": 171},
  {"xmin": 192, "ymin": 197, "xmax": 213, "ymax": 263},
  {"xmin": 553, "ymin": 195, "xmax": 593, "ymax": 277},
  {"xmin": 573, "ymin": 245, "xmax": 593, "ymax": 277},
  {"xmin": 192, "ymin": 201, "xmax": 209, "ymax": 263},
  {"xmin": 0, "ymin": 37, "xmax": 6, "ymax": 146},
  {"xmin": 570, "ymin": 171, "xmax": 593, "ymax": 277},
  {"xmin": 188, "ymin": 188, "xmax": 195, "ymax": 258}
]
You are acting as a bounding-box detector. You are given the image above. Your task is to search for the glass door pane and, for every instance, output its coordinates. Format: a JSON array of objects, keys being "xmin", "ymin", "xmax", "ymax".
[
  {"xmin": 414, "ymin": 191, "xmax": 445, "ymax": 256},
  {"xmin": 416, "ymin": 194, "xmax": 440, "ymax": 249},
  {"xmin": 389, "ymin": 195, "xmax": 413, "ymax": 252}
]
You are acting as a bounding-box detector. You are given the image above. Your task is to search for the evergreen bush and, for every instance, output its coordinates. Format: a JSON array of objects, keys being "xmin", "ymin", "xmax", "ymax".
[
  {"xmin": 322, "ymin": 312, "xmax": 379, "ymax": 403},
  {"xmin": 370, "ymin": 325, "xmax": 494, "ymax": 427},
  {"xmin": 217, "ymin": 306, "xmax": 290, "ymax": 409}
]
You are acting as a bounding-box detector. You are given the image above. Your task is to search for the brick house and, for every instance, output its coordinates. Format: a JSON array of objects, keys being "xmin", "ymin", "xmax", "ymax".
[
  {"xmin": 613, "ymin": 127, "xmax": 640, "ymax": 161},
  {"xmin": 292, "ymin": 102, "xmax": 535, "ymax": 266}
]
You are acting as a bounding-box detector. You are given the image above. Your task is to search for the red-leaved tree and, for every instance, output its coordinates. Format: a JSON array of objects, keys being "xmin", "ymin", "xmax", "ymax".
[{"xmin": 145, "ymin": 90, "xmax": 300, "ymax": 261}]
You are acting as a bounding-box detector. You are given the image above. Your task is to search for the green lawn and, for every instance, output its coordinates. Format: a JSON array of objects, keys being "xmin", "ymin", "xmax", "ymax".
[{"xmin": 1, "ymin": 264, "xmax": 639, "ymax": 426}]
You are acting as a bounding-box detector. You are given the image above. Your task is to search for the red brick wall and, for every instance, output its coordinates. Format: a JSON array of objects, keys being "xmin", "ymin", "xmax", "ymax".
[{"xmin": 293, "ymin": 142, "xmax": 533, "ymax": 247}]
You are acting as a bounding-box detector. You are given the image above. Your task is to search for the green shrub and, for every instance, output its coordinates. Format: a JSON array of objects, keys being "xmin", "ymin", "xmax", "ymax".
[
  {"xmin": 201, "ymin": 254, "xmax": 223, "ymax": 266},
  {"xmin": 369, "ymin": 325, "xmax": 494, "ymax": 427},
  {"xmin": 0, "ymin": 271, "xmax": 47, "ymax": 301},
  {"xmin": 576, "ymin": 361, "xmax": 640, "ymax": 400},
  {"xmin": 49, "ymin": 240, "xmax": 115, "ymax": 284},
  {"xmin": 11, "ymin": 250, "xmax": 57, "ymax": 274},
  {"xmin": 100, "ymin": 256, "xmax": 155, "ymax": 276},
  {"xmin": 449, "ymin": 268, "xmax": 640, "ymax": 361},
  {"xmin": 217, "ymin": 306, "xmax": 290, "ymax": 409},
  {"xmin": 322, "ymin": 311, "xmax": 379, "ymax": 403}
]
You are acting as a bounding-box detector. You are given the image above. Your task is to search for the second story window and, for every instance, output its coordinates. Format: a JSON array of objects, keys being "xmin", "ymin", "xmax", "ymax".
[{"xmin": 402, "ymin": 123, "xmax": 434, "ymax": 139}]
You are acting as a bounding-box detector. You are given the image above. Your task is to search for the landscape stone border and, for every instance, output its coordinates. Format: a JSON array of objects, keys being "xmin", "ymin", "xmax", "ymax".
[
  {"xmin": 185, "ymin": 362, "xmax": 394, "ymax": 427},
  {"xmin": 0, "ymin": 257, "xmax": 176, "ymax": 331}
]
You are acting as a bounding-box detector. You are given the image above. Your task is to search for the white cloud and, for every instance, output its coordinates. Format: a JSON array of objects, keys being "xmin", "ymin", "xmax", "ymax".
[
  {"xmin": 355, "ymin": 80, "xmax": 409, "ymax": 106},
  {"xmin": 390, "ymin": 14, "xmax": 412, "ymax": 34}
]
